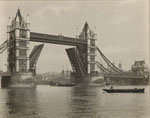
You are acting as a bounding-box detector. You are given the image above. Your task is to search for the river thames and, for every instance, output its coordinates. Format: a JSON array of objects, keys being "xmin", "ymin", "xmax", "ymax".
[{"xmin": 0, "ymin": 85, "xmax": 150, "ymax": 118}]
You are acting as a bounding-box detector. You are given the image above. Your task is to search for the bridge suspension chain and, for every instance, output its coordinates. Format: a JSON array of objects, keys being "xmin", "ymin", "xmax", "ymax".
[
  {"xmin": 96, "ymin": 61, "xmax": 115, "ymax": 75},
  {"xmin": 0, "ymin": 39, "xmax": 15, "ymax": 54},
  {"xmin": 0, "ymin": 40, "xmax": 8, "ymax": 54},
  {"xmin": 97, "ymin": 47, "xmax": 124, "ymax": 74}
]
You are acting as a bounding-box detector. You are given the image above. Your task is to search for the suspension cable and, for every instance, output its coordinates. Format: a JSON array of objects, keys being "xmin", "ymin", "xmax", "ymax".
[
  {"xmin": 96, "ymin": 61, "xmax": 115, "ymax": 74},
  {"xmin": 97, "ymin": 47, "xmax": 123, "ymax": 74},
  {"xmin": 0, "ymin": 39, "xmax": 15, "ymax": 54}
]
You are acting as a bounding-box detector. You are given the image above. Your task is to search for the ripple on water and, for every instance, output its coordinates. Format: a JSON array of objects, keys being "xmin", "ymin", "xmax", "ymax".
[{"xmin": 0, "ymin": 85, "xmax": 149, "ymax": 118}]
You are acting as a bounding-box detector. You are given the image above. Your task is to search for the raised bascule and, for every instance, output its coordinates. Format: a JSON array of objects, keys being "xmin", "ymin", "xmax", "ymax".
[{"xmin": 0, "ymin": 9, "xmax": 149, "ymax": 88}]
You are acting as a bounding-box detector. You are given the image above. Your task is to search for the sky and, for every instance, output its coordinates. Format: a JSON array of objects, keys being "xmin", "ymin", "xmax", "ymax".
[{"xmin": 0, "ymin": 0, "xmax": 149, "ymax": 73}]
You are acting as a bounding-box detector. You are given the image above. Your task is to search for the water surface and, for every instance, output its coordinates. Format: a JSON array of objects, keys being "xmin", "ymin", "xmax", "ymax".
[{"xmin": 0, "ymin": 85, "xmax": 150, "ymax": 118}]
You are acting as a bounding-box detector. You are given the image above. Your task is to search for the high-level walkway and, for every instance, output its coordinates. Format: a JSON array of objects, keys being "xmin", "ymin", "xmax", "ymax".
[{"xmin": 30, "ymin": 32, "xmax": 87, "ymax": 46}]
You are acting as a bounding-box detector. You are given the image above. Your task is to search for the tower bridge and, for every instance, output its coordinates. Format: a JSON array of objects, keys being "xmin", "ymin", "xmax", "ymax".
[{"xmin": 0, "ymin": 9, "xmax": 149, "ymax": 88}]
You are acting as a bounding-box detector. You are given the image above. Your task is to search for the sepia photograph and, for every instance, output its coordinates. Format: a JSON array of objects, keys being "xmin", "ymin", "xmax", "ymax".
[{"xmin": 0, "ymin": 0, "xmax": 149, "ymax": 118}]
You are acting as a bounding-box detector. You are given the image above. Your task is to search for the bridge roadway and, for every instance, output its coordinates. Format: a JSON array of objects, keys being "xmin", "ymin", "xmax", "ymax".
[
  {"xmin": 104, "ymin": 74, "xmax": 143, "ymax": 79},
  {"xmin": 30, "ymin": 32, "xmax": 87, "ymax": 46}
]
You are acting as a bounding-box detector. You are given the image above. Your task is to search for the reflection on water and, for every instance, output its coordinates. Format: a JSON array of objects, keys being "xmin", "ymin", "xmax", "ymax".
[
  {"xmin": 0, "ymin": 88, "xmax": 39, "ymax": 118},
  {"xmin": 68, "ymin": 85, "xmax": 100, "ymax": 118},
  {"xmin": 0, "ymin": 85, "xmax": 150, "ymax": 118}
]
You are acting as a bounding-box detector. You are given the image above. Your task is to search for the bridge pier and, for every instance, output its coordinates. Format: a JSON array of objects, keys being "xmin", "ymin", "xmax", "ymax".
[{"xmin": 1, "ymin": 76, "xmax": 11, "ymax": 88}]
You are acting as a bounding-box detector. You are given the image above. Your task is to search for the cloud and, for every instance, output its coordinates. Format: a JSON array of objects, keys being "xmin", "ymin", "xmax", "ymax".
[
  {"xmin": 36, "ymin": 3, "xmax": 77, "ymax": 19},
  {"xmin": 102, "ymin": 45, "xmax": 138, "ymax": 54},
  {"xmin": 108, "ymin": 15, "xmax": 129, "ymax": 27},
  {"xmin": 118, "ymin": 0, "xmax": 137, "ymax": 7}
]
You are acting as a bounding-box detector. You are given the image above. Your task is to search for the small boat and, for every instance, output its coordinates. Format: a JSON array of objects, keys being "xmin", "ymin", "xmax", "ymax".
[{"xmin": 103, "ymin": 87, "xmax": 144, "ymax": 93}]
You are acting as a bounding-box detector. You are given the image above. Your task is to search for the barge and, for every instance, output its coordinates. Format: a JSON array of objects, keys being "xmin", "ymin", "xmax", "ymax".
[{"xmin": 103, "ymin": 88, "xmax": 145, "ymax": 93}]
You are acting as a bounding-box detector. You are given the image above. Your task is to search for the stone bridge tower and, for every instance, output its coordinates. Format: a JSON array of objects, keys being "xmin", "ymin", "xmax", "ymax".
[
  {"xmin": 79, "ymin": 22, "xmax": 97, "ymax": 74},
  {"xmin": 6, "ymin": 9, "xmax": 34, "ymax": 86},
  {"xmin": 7, "ymin": 9, "xmax": 30, "ymax": 73}
]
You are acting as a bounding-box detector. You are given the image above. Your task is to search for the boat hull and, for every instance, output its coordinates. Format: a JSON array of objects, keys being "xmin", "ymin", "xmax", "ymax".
[{"xmin": 103, "ymin": 88, "xmax": 144, "ymax": 93}]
